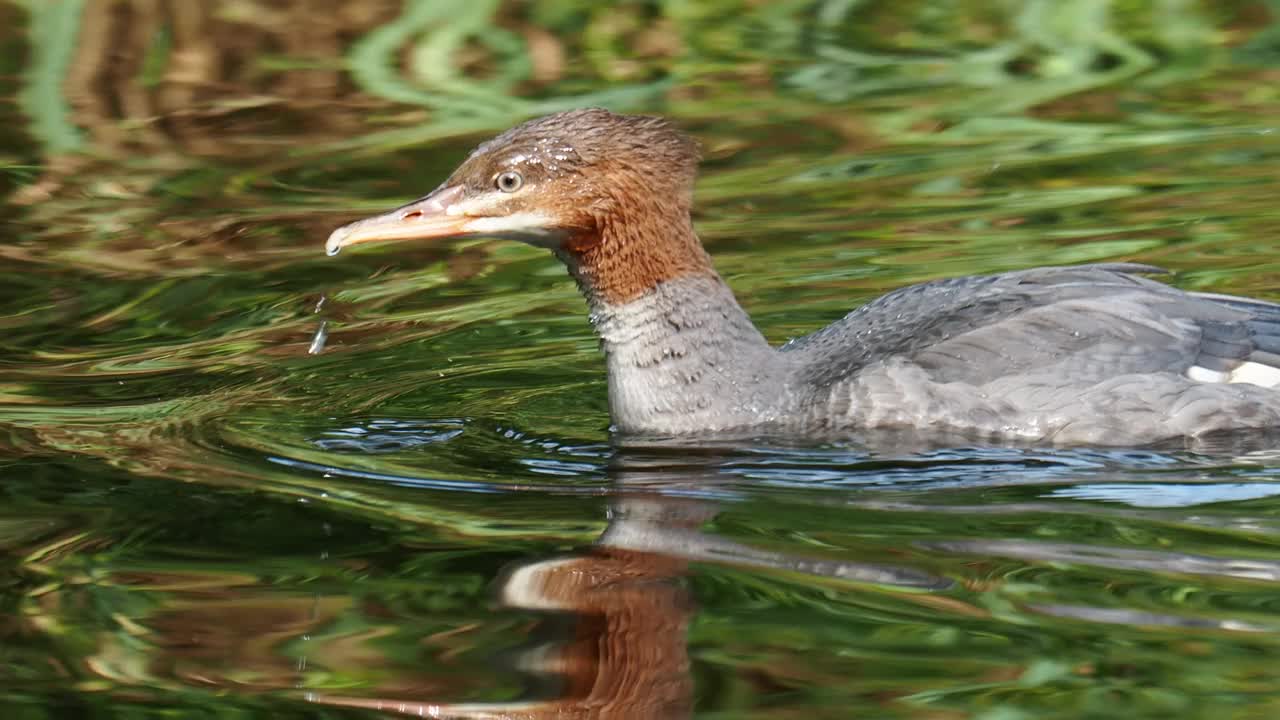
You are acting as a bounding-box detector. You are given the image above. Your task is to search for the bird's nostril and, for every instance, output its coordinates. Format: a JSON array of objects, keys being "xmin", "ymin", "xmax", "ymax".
[{"xmin": 402, "ymin": 210, "xmax": 423, "ymax": 220}]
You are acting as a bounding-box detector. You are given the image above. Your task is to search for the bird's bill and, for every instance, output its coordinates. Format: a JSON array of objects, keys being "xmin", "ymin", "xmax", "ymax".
[{"xmin": 325, "ymin": 185, "xmax": 468, "ymax": 256}]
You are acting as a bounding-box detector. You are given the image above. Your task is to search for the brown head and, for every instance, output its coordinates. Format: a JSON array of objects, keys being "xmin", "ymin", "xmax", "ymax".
[{"xmin": 325, "ymin": 108, "xmax": 716, "ymax": 305}]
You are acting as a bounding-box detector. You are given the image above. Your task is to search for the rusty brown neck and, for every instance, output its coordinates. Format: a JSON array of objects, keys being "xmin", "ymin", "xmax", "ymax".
[{"xmin": 560, "ymin": 195, "xmax": 717, "ymax": 307}]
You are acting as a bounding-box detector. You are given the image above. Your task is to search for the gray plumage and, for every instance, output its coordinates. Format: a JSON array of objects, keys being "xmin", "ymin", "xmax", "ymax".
[{"xmin": 587, "ymin": 264, "xmax": 1280, "ymax": 444}]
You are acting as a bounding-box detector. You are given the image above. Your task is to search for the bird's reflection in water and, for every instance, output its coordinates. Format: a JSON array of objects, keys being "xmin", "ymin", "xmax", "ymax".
[{"xmin": 310, "ymin": 447, "xmax": 948, "ymax": 718}]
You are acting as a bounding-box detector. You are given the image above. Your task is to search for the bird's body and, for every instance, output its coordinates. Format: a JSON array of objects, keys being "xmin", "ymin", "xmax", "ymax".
[{"xmin": 327, "ymin": 109, "xmax": 1280, "ymax": 445}]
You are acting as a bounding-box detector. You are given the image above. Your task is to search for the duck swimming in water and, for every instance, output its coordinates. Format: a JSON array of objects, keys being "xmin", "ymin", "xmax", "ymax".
[{"xmin": 326, "ymin": 108, "xmax": 1280, "ymax": 445}]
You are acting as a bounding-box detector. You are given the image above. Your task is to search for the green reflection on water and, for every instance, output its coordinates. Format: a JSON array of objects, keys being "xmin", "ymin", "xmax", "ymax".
[{"xmin": 3, "ymin": 1, "xmax": 1280, "ymax": 718}]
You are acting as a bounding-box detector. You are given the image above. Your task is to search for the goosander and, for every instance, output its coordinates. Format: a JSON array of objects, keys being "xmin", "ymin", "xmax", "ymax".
[{"xmin": 326, "ymin": 108, "xmax": 1280, "ymax": 444}]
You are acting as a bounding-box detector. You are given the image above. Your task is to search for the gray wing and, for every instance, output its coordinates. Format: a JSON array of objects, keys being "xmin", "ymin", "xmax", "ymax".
[{"xmin": 782, "ymin": 263, "xmax": 1280, "ymax": 389}]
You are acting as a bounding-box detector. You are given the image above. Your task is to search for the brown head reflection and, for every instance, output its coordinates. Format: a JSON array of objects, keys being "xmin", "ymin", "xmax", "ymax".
[
  {"xmin": 312, "ymin": 495, "xmax": 709, "ymax": 719},
  {"xmin": 309, "ymin": 480, "xmax": 947, "ymax": 718}
]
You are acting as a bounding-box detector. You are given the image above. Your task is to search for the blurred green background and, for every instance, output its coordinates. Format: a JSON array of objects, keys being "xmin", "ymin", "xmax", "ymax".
[{"xmin": 4, "ymin": 1, "xmax": 1280, "ymax": 718}]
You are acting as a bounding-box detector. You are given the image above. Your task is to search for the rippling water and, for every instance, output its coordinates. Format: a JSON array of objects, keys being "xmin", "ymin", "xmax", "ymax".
[{"xmin": 5, "ymin": 2, "xmax": 1280, "ymax": 718}]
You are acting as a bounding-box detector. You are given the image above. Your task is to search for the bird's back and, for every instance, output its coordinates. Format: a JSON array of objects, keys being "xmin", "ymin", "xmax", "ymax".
[{"xmin": 780, "ymin": 264, "xmax": 1280, "ymax": 443}]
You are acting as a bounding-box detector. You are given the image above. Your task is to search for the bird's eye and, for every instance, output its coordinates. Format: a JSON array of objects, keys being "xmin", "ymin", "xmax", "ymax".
[{"xmin": 494, "ymin": 171, "xmax": 523, "ymax": 193}]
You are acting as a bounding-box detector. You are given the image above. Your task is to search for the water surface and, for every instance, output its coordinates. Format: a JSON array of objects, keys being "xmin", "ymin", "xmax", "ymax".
[{"xmin": 4, "ymin": 2, "xmax": 1280, "ymax": 717}]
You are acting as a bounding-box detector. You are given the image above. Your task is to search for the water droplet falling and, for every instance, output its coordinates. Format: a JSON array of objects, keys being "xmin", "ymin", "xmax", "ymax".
[{"xmin": 308, "ymin": 320, "xmax": 328, "ymax": 355}]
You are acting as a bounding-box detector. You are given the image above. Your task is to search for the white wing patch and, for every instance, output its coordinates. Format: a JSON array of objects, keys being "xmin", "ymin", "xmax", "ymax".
[
  {"xmin": 1187, "ymin": 362, "xmax": 1280, "ymax": 388},
  {"xmin": 1229, "ymin": 361, "xmax": 1280, "ymax": 388},
  {"xmin": 1186, "ymin": 366, "xmax": 1228, "ymax": 384}
]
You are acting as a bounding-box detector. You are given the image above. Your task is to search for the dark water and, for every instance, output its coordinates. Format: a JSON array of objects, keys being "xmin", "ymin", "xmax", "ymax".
[{"xmin": 5, "ymin": 1, "xmax": 1280, "ymax": 717}]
